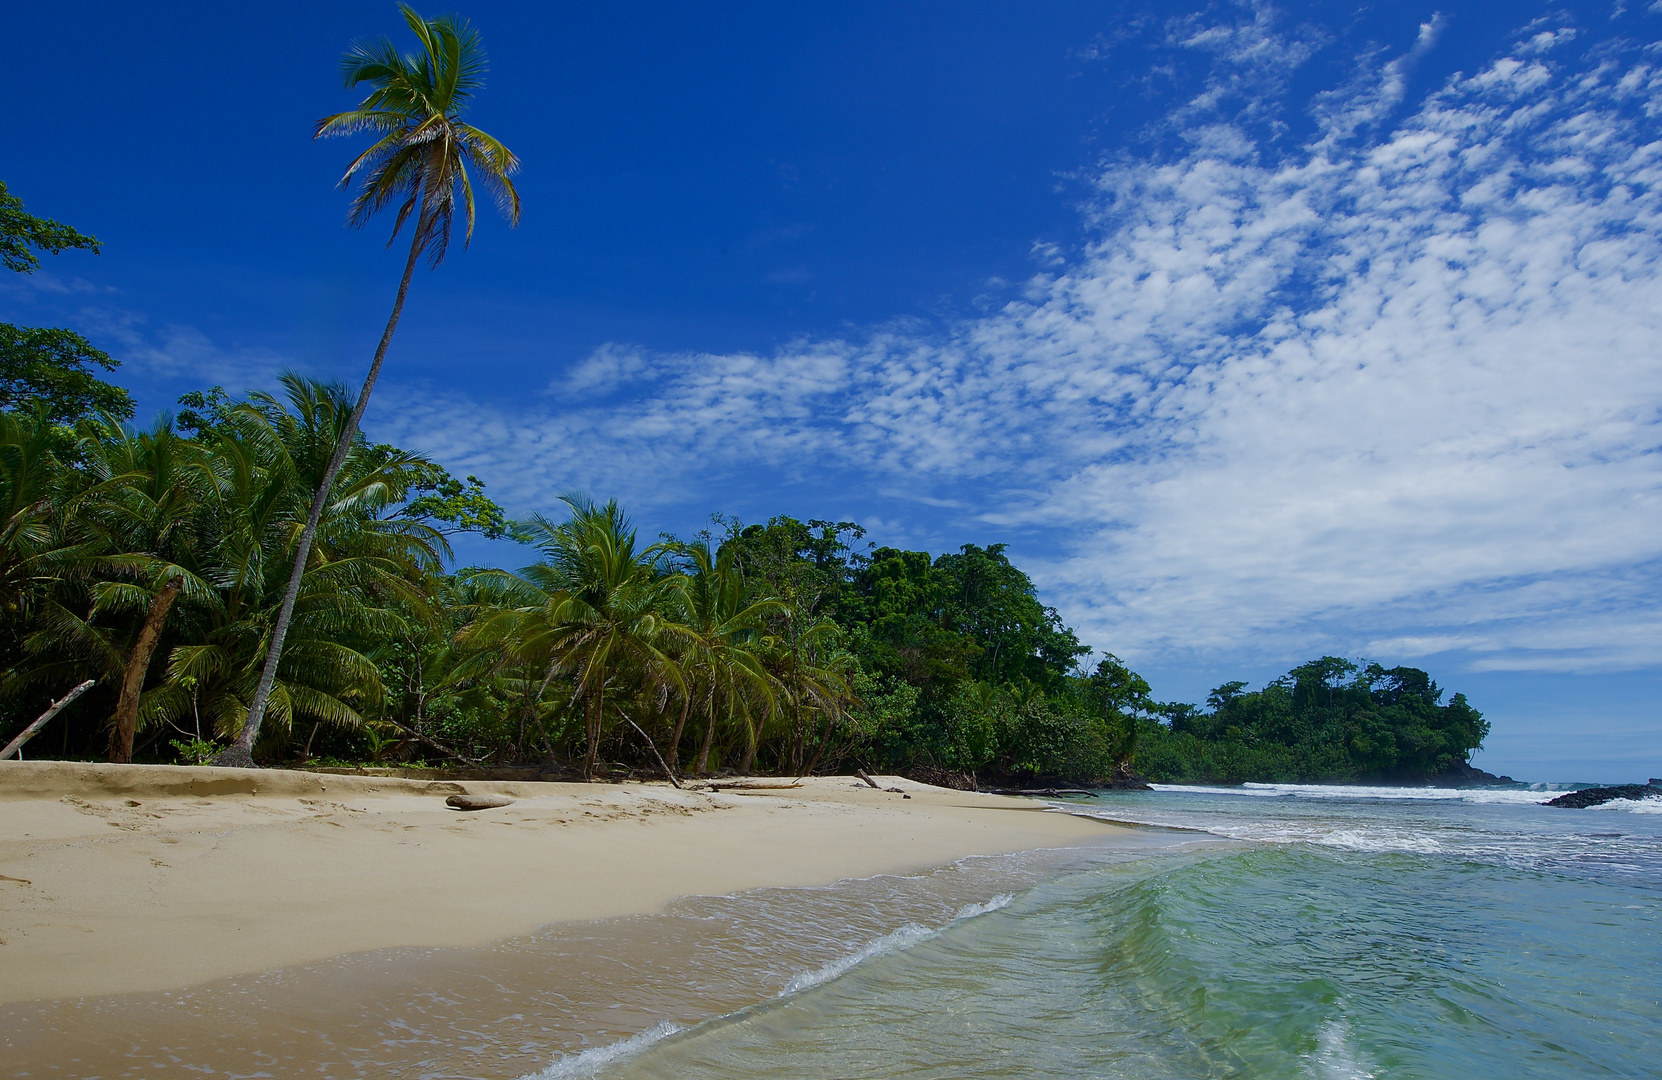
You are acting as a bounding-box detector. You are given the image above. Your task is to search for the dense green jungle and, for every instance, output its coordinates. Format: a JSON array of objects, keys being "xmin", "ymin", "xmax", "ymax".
[{"xmin": 0, "ymin": 182, "xmax": 1489, "ymax": 787}]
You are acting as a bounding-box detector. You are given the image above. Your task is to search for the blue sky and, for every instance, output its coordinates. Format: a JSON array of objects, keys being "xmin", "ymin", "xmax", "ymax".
[{"xmin": 7, "ymin": 1, "xmax": 1661, "ymax": 781}]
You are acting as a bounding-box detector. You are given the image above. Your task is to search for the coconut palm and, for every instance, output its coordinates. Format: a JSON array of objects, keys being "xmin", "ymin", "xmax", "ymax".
[
  {"xmin": 162, "ymin": 378, "xmax": 447, "ymax": 753},
  {"xmin": 0, "ymin": 408, "xmax": 78, "ymax": 619},
  {"xmin": 466, "ymin": 497, "xmax": 682, "ymax": 779},
  {"xmin": 57, "ymin": 416, "xmax": 213, "ymax": 762},
  {"xmin": 223, "ymin": 5, "xmax": 520, "ymax": 766},
  {"xmin": 664, "ymin": 539, "xmax": 784, "ymax": 776}
]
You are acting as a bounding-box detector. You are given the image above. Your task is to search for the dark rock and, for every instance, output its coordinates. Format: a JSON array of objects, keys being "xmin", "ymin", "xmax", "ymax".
[
  {"xmin": 1546, "ymin": 784, "xmax": 1662, "ymax": 809},
  {"xmin": 1426, "ymin": 760, "xmax": 1517, "ymax": 787}
]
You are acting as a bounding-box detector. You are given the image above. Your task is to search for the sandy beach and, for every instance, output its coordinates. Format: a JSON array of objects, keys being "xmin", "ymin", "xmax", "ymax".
[{"xmin": 0, "ymin": 761, "xmax": 1123, "ymax": 1005}]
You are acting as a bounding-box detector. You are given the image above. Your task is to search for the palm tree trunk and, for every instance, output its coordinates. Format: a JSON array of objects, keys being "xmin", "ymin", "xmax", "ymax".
[
  {"xmin": 215, "ymin": 217, "xmax": 427, "ymax": 768},
  {"xmin": 693, "ymin": 699, "xmax": 717, "ymax": 775},
  {"xmin": 583, "ymin": 676, "xmax": 605, "ymax": 779},
  {"xmin": 109, "ymin": 577, "xmax": 184, "ymax": 764},
  {"xmin": 666, "ymin": 691, "xmax": 692, "ymax": 772},
  {"xmin": 739, "ymin": 712, "xmax": 758, "ymax": 775}
]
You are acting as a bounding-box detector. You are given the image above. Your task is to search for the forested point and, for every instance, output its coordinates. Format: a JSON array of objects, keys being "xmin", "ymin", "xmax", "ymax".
[{"xmin": 0, "ymin": 185, "xmax": 1489, "ymax": 787}]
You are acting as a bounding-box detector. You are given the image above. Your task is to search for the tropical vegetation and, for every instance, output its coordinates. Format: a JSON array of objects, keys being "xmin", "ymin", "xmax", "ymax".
[{"xmin": 0, "ymin": 349, "xmax": 1489, "ymax": 784}]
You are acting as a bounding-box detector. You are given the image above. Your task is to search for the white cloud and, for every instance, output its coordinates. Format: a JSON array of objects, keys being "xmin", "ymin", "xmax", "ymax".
[
  {"xmin": 373, "ymin": 10, "xmax": 1662, "ymax": 674},
  {"xmin": 0, "ymin": 279, "xmax": 298, "ymax": 399}
]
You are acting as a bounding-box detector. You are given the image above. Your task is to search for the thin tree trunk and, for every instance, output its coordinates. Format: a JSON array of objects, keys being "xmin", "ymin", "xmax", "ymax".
[
  {"xmin": 693, "ymin": 700, "xmax": 717, "ymax": 775},
  {"xmin": 666, "ymin": 691, "xmax": 692, "ymax": 773},
  {"xmin": 583, "ymin": 675, "xmax": 605, "ymax": 780},
  {"xmin": 109, "ymin": 577, "xmax": 184, "ymax": 763},
  {"xmin": 801, "ymin": 709, "xmax": 834, "ymax": 778},
  {"xmin": 216, "ymin": 217, "xmax": 428, "ymax": 768},
  {"xmin": 739, "ymin": 711, "xmax": 758, "ymax": 775}
]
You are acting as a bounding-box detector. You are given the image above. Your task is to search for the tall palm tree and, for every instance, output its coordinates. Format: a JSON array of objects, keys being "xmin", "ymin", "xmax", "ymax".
[{"xmin": 220, "ymin": 6, "xmax": 520, "ymax": 766}]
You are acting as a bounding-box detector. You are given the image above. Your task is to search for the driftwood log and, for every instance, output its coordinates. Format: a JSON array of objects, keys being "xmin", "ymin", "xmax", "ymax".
[
  {"xmin": 445, "ymin": 794, "xmax": 515, "ymax": 811},
  {"xmin": 985, "ymin": 787, "xmax": 1099, "ymax": 798},
  {"xmin": 0, "ymin": 680, "xmax": 96, "ymax": 761},
  {"xmin": 697, "ymin": 781, "xmax": 804, "ymax": 792}
]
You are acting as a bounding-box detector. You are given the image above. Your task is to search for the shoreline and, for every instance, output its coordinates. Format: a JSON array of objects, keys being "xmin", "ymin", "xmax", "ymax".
[{"xmin": 0, "ymin": 760, "xmax": 1127, "ymax": 1004}]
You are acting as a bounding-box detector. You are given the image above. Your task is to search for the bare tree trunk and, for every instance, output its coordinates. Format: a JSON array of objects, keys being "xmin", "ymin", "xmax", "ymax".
[
  {"xmin": 2, "ymin": 680, "xmax": 96, "ymax": 761},
  {"xmin": 216, "ymin": 217, "xmax": 428, "ymax": 768},
  {"xmin": 109, "ymin": 577, "xmax": 184, "ymax": 763}
]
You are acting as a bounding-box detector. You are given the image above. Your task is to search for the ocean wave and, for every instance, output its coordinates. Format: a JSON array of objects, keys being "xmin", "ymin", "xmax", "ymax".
[
  {"xmin": 1149, "ymin": 783, "xmax": 1556, "ymax": 805},
  {"xmin": 780, "ymin": 892, "xmax": 1015, "ymax": 996},
  {"xmin": 527, "ymin": 1020, "xmax": 683, "ymax": 1079},
  {"xmin": 1315, "ymin": 829, "xmax": 1442, "ymax": 854},
  {"xmin": 525, "ymin": 891, "xmax": 1021, "ymax": 1078},
  {"xmin": 1070, "ymin": 806, "xmax": 1445, "ymax": 853},
  {"xmin": 1589, "ymin": 795, "xmax": 1662, "ymax": 815},
  {"xmin": 953, "ymin": 893, "xmax": 1015, "ymax": 920},
  {"xmin": 779, "ymin": 922, "xmax": 937, "ymax": 995}
]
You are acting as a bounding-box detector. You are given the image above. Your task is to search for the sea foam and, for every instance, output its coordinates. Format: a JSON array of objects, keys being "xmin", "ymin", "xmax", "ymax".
[
  {"xmin": 780, "ymin": 891, "xmax": 1015, "ymax": 995},
  {"xmin": 529, "ymin": 1020, "xmax": 684, "ymax": 1079}
]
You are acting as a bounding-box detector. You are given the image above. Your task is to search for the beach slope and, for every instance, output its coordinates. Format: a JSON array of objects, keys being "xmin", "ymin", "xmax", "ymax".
[{"xmin": 0, "ymin": 762, "xmax": 1120, "ymax": 1002}]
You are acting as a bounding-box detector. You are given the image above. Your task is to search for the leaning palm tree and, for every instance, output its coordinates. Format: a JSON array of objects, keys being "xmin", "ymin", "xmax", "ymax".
[{"xmin": 219, "ymin": 6, "xmax": 520, "ymax": 766}]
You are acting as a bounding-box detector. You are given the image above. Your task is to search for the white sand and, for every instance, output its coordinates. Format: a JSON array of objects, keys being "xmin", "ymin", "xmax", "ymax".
[{"xmin": 0, "ymin": 761, "xmax": 1123, "ymax": 1002}]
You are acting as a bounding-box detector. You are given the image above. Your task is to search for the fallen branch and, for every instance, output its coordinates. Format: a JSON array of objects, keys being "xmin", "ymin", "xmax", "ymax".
[
  {"xmin": 379, "ymin": 718, "xmax": 486, "ymax": 767},
  {"xmin": 984, "ymin": 787, "xmax": 1099, "ymax": 798},
  {"xmin": 1, "ymin": 680, "xmax": 96, "ymax": 761},
  {"xmin": 855, "ymin": 768, "xmax": 881, "ymax": 789}
]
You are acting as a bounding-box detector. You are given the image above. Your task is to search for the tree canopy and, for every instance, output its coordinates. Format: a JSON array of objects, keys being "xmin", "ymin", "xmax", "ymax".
[
  {"xmin": 1135, "ymin": 657, "xmax": 1489, "ymax": 784},
  {"xmin": 0, "ymin": 181, "xmax": 131, "ymax": 422}
]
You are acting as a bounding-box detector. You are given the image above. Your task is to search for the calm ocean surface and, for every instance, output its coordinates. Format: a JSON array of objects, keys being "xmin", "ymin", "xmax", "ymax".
[{"xmin": 547, "ymin": 784, "xmax": 1662, "ymax": 1080}]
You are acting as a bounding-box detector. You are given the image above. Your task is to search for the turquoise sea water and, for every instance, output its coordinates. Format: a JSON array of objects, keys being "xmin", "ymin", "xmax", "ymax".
[{"xmin": 546, "ymin": 784, "xmax": 1662, "ymax": 1080}]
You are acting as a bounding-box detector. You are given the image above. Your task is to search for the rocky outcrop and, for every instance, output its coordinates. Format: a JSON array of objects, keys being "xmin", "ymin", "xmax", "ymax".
[
  {"xmin": 1425, "ymin": 760, "xmax": 1517, "ymax": 787},
  {"xmin": 1546, "ymin": 784, "xmax": 1662, "ymax": 809}
]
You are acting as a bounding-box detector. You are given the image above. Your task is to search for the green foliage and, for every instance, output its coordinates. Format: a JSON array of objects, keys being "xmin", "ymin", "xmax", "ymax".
[
  {"xmin": 315, "ymin": 4, "xmax": 521, "ymax": 264},
  {"xmin": 398, "ymin": 467, "xmax": 510, "ymax": 538},
  {"xmin": 168, "ymin": 737, "xmax": 218, "ymax": 765},
  {"xmin": 1136, "ymin": 657, "xmax": 1489, "ymax": 784},
  {"xmin": 0, "ymin": 180, "xmax": 100, "ymax": 274},
  {"xmin": 0, "ymin": 325, "xmax": 132, "ymax": 422},
  {"xmin": 0, "ymin": 181, "xmax": 130, "ymax": 422}
]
